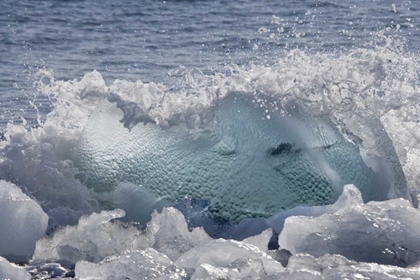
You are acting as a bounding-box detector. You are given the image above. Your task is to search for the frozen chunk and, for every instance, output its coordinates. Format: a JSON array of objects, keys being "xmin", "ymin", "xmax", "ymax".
[
  {"xmin": 75, "ymin": 249, "xmax": 186, "ymax": 280},
  {"xmin": 243, "ymin": 228, "xmax": 273, "ymax": 252},
  {"xmin": 172, "ymin": 197, "xmax": 234, "ymax": 239},
  {"xmin": 25, "ymin": 262, "xmax": 69, "ymax": 279},
  {"xmin": 228, "ymin": 258, "xmax": 267, "ymax": 278},
  {"xmin": 33, "ymin": 209, "xmax": 150, "ymax": 264},
  {"xmin": 0, "ymin": 180, "xmax": 48, "ymax": 262},
  {"xmin": 267, "ymin": 205, "xmax": 329, "ymax": 234},
  {"xmin": 191, "ymin": 263, "xmax": 234, "ymax": 280},
  {"xmin": 175, "ymin": 239, "xmax": 284, "ymax": 275},
  {"xmin": 261, "ymin": 270, "xmax": 323, "ymax": 280},
  {"xmin": 286, "ymin": 253, "xmax": 420, "ymax": 279},
  {"xmin": 146, "ymin": 207, "xmax": 211, "ymax": 261},
  {"xmin": 0, "ymin": 256, "xmax": 31, "ymax": 280},
  {"xmin": 286, "ymin": 253, "xmax": 322, "ymax": 272},
  {"xmin": 192, "ymin": 259, "xmax": 266, "ymax": 280},
  {"xmin": 267, "ymin": 183, "xmax": 364, "ymax": 233},
  {"xmin": 279, "ymin": 185, "xmax": 420, "ymax": 266}
]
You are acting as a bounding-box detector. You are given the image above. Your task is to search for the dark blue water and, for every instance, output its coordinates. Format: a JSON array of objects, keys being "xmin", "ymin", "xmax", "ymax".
[{"xmin": 1, "ymin": 0, "xmax": 419, "ymax": 130}]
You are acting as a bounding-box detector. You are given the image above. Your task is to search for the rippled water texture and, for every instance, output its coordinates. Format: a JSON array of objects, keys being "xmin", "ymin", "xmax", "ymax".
[{"xmin": 1, "ymin": 0, "xmax": 419, "ymax": 127}]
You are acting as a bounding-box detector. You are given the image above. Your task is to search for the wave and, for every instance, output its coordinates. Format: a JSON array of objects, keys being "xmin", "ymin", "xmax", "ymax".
[{"xmin": 0, "ymin": 37, "xmax": 419, "ymax": 226}]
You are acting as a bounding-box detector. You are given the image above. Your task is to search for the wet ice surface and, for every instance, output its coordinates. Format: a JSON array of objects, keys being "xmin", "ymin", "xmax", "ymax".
[
  {"xmin": 279, "ymin": 185, "xmax": 420, "ymax": 267},
  {"xmin": 0, "ymin": 181, "xmax": 48, "ymax": 263},
  {"xmin": 75, "ymin": 249, "xmax": 187, "ymax": 280},
  {"xmin": 0, "ymin": 256, "xmax": 31, "ymax": 280},
  {"xmin": 15, "ymin": 186, "xmax": 419, "ymax": 279},
  {"xmin": 26, "ymin": 262, "xmax": 71, "ymax": 279},
  {"xmin": 265, "ymin": 254, "xmax": 420, "ymax": 280},
  {"xmin": 32, "ymin": 209, "xmax": 149, "ymax": 265}
]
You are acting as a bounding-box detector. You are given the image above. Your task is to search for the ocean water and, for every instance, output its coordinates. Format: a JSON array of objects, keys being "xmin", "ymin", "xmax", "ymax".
[
  {"xmin": 1, "ymin": 0, "xmax": 419, "ymax": 128},
  {"xmin": 1, "ymin": 0, "xmax": 420, "ymax": 279}
]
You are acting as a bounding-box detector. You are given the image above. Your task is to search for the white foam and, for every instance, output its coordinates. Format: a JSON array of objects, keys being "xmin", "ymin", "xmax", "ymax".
[{"xmin": 0, "ymin": 71, "xmax": 107, "ymax": 229}]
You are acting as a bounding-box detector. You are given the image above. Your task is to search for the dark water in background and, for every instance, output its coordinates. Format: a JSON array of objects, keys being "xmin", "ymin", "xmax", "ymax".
[{"xmin": 0, "ymin": 0, "xmax": 419, "ymax": 129}]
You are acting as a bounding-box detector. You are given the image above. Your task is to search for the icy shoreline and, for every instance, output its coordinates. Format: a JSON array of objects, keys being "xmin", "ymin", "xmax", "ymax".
[{"xmin": 2, "ymin": 184, "xmax": 420, "ymax": 279}]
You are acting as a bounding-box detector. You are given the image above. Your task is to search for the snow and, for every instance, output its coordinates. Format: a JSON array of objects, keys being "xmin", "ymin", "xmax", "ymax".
[{"xmin": 0, "ymin": 181, "xmax": 48, "ymax": 262}]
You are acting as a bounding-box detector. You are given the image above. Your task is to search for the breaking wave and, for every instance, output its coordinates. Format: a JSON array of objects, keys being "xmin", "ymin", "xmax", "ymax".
[{"xmin": 1, "ymin": 37, "xmax": 420, "ymax": 278}]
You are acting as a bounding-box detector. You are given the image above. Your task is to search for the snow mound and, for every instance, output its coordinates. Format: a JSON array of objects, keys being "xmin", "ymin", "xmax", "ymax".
[
  {"xmin": 0, "ymin": 180, "xmax": 48, "ymax": 262},
  {"xmin": 279, "ymin": 184, "xmax": 420, "ymax": 267}
]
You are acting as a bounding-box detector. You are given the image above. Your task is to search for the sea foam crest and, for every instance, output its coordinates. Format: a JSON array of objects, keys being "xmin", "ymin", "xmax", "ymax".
[{"xmin": 0, "ymin": 38, "xmax": 419, "ymax": 230}]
